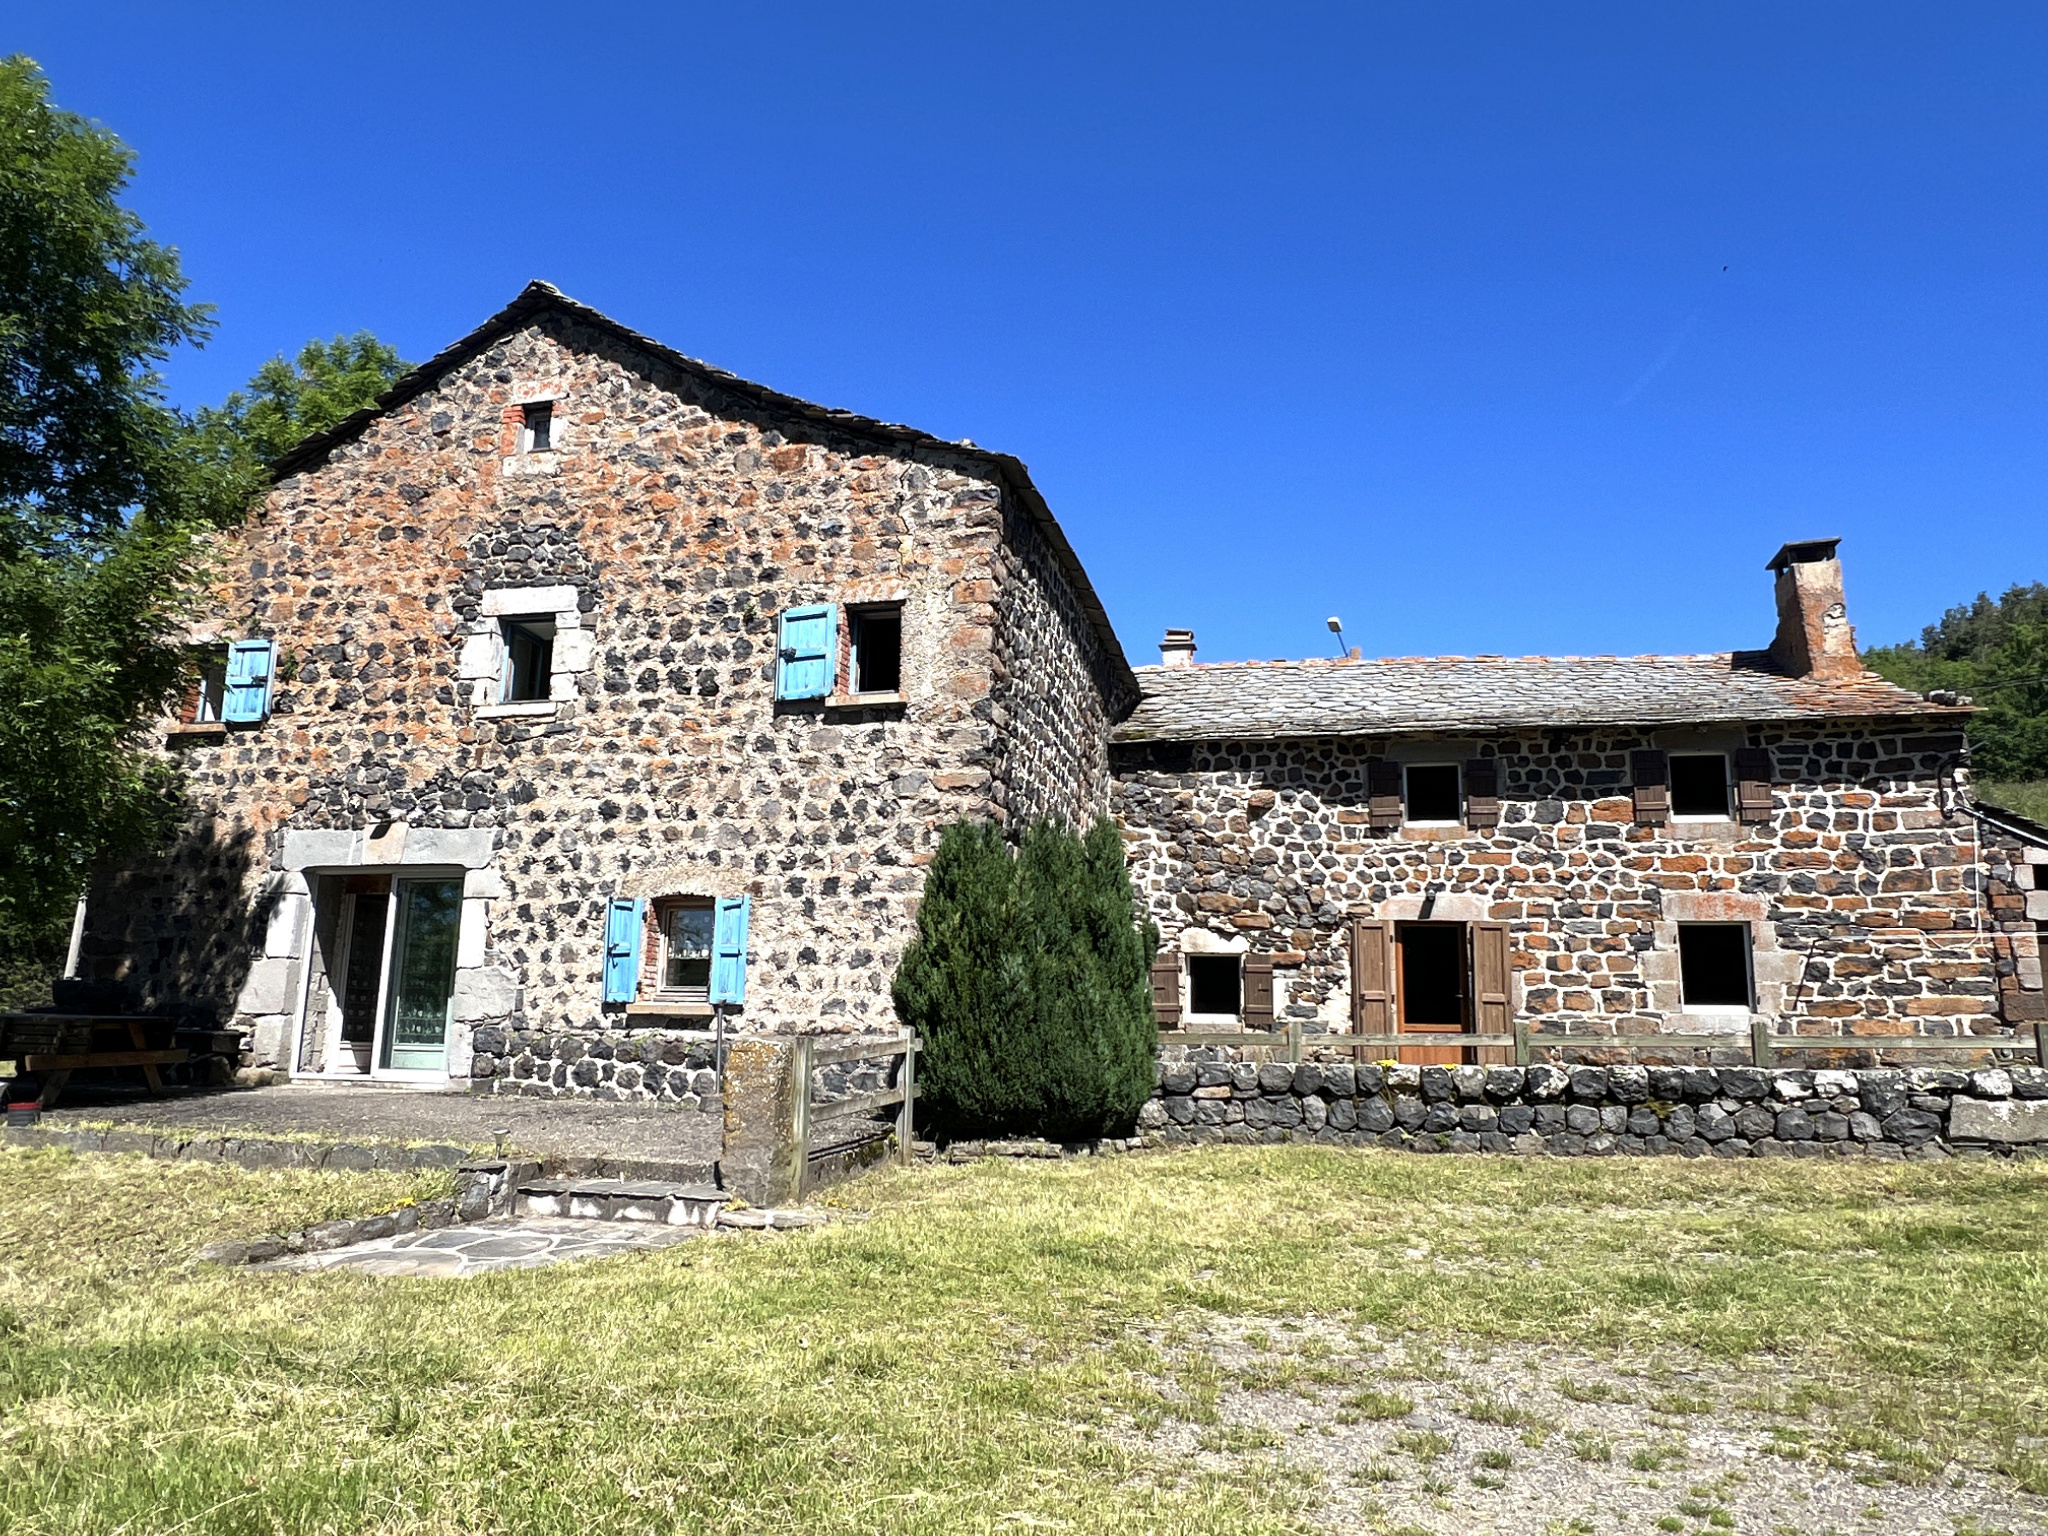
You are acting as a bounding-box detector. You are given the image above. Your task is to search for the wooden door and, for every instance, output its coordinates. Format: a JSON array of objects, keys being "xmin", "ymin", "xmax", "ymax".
[{"xmin": 1396, "ymin": 922, "xmax": 1469, "ymax": 1065}]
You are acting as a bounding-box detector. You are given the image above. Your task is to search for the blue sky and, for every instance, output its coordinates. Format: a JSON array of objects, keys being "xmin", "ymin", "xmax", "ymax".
[{"xmin": 15, "ymin": 3, "xmax": 2046, "ymax": 665}]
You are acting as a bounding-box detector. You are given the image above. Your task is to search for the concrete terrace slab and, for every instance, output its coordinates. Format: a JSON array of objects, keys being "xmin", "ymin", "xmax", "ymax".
[
  {"xmin": 32, "ymin": 1082, "xmax": 722, "ymax": 1178},
  {"xmin": 252, "ymin": 1216, "xmax": 702, "ymax": 1277}
]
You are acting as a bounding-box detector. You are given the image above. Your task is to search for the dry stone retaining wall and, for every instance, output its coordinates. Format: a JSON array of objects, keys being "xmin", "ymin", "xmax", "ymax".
[{"xmin": 1141, "ymin": 1050, "xmax": 2048, "ymax": 1158}]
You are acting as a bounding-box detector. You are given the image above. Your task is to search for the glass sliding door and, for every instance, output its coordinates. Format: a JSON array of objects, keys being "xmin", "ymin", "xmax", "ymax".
[{"xmin": 378, "ymin": 877, "xmax": 463, "ymax": 1074}]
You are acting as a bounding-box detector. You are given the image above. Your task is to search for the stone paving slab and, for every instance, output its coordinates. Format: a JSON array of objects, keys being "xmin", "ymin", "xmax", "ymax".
[{"xmin": 251, "ymin": 1216, "xmax": 702, "ymax": 1277}]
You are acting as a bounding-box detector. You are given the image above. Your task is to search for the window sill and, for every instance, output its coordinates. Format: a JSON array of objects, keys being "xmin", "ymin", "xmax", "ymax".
[
  {"xmin": 625, "ymin": 1001, "xmax": 715, "ymax": 1019},
  {"xmin": 1184, "ymin": 1014, "xmax": 1245, "ymax": 1028},
  {"xmin": 824, "ymin": 691, "xmax": 905, "ymax": 710},
  {"xmin": 476, "ymin": 701, "xmax": 559, "ymax": 719},
  {"xmin": 166, "ymin": 721, "xmax": 227, "ymax": 738}
]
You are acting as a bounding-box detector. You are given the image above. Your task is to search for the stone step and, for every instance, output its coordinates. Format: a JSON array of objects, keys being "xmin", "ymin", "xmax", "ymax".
[{"xmin": 513, "ymin": 1178, "xmax": 725, "ymax": 1227}]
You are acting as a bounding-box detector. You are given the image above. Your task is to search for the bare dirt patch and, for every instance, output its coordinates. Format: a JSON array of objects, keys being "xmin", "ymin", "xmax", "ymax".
[{"xmin": 1122, "ymin": 1317, "xmax": 2048, "ymax": 1535}]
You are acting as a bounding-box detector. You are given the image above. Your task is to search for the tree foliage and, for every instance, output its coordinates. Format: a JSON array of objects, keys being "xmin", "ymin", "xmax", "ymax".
[
  {"xmin": 893, "ymin": 817, "xmax": 1159, "ymax": 1143},
  {"xmin": 188, "ymin": 332, "xmax": 407, "ymax": 467},
  {"xmin": 0, "ymin": 53, "xmax": 257, "ymax": 968},
  {"xmin": 1865, "ymin": 582, "xmax": 2048, "ymax": 786}
]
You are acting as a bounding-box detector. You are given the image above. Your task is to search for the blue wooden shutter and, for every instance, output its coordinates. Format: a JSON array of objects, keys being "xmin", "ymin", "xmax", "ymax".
[
  {"xmin": 222, "ymin": 639, "xmax": 276, "ymax": 723},
  {"xmin": 710, "ymin": 895, "xmax": 751, "ymax": 1005},
  {"xmin": 602, "ymin": 896, "xmax": 644, "ymax": 1004},
  {"xmin": 775, "ymin": 604, "xmax": 836, "ymax": 700}
]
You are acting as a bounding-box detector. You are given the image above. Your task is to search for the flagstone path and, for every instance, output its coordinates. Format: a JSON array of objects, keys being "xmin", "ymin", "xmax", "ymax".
[{"xmin": 253, "ymin": 1216, "xmax": 703, "ymax": 1277}]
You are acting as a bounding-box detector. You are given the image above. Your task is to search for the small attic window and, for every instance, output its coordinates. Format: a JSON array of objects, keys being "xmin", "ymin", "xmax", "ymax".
[{"xmin": 520, "ymin": 402, "xmax": 553, "ymax": 454}]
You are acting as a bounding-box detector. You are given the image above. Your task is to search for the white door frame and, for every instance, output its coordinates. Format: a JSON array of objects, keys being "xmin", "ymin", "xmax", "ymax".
[{"xmin": 287, "ymin": 865, "xmax": 467, "ymax": 1085}]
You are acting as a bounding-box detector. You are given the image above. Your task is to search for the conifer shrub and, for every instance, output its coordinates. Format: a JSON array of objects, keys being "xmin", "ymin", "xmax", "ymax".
[{"xmin": 893, "ymin": 816, "xmax": 1159, "ymax": 1142}]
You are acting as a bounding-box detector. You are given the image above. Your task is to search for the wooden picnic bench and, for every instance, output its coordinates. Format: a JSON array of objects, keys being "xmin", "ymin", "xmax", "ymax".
[{"xmin": 0, "ymin": 1014, "xmax": 188, "ymax": 1110}]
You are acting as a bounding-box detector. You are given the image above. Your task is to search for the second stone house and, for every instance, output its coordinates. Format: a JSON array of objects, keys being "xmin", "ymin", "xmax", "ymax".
[{"xmin": 1114, "ymin": 541, "xmax": 2043, "ymax": 1064}]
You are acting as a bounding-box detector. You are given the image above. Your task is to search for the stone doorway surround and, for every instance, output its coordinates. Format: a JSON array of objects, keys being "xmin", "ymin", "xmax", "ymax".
[{"xmin": 236, "ymin": 825, "xmax": 517, "ymax": 1084}]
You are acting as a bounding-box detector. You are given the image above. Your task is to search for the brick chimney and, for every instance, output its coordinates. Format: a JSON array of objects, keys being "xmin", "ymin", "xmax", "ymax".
[
  {"xmin": 1159, "ymin": 628, "xmax": 1197, "ymax": 669},
  {"xmin": 1767, "ymin": 538, "xmax": 1861, "ymax": 681}
]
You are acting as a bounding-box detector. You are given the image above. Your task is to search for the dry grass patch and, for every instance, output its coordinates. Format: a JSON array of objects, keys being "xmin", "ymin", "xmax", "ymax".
[{"xmin": 0, "ymin": 1143, "xmax": 2045, "ymax": 1533}]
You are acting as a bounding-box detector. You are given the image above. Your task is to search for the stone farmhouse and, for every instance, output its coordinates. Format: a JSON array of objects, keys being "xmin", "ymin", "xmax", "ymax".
[{"xmin": 72, "ymin": 284, "xmax": 2044, "ymax": 1099}]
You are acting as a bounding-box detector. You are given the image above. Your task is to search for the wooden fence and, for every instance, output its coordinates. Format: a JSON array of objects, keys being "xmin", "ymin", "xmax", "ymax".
[
  {"xmin": 789, "ymin": 1032, "xmax": 920, "ymax": 1199},
  {"xmin": 1161, "ymin": 1017, "xmax": 2048, "ymax": 1068}
]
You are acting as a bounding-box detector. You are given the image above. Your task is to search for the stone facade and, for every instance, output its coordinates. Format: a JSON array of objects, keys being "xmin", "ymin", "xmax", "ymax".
[
  {"xmin": 78, "ymin": 285, "xmax": 1132, "ymax": 1094},
  {"xmin": 1114, "ymin": 722, "xmax": 2039, "ymax": 1062},
  {"xmin": 1142, "ymin": 1051, "xmax": 2048, "ymax": 1159}
]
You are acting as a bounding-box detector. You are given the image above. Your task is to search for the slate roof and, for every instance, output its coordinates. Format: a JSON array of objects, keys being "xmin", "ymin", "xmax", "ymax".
[
  {"xmin": 268, "ymin": 280, "xmax": 1137, "ymax": 701},
  {"xmin": 1113, "ymin": 650, "xmax": 1969, "ymax": 742}
]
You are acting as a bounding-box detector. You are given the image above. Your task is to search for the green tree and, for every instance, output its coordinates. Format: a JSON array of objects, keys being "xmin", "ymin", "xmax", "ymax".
[
  {"xmin": 1865, "ymin": 581, "xmax": 2048, "ymax": 792},
  {"xmin": 894, "ymin": 817, "xmax": 1158, "ymax": 1142},
  {"xmin": 188, "ymin": 332, "xmax": 408, "ymax": 467},
  {"xmin": 0, "ymin": 54, "xmax": 256, "ymax": 993}
]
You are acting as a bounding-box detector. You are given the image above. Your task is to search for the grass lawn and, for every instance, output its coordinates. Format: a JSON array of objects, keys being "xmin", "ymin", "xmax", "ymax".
[{"xmin": 1, "ymin": 1145, "xmax": 2045, "ymax": 1534}]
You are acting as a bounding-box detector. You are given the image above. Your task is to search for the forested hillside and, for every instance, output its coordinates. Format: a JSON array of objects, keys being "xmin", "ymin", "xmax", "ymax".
[{"xmin": 1864, "ymin": 582, "xmax": 2048, "ymax": 821}]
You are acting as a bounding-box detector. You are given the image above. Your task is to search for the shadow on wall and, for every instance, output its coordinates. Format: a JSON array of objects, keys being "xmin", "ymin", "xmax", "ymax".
[{"xmin": 76, "ymin": 807, "xmax": 266, "ymax": 1027}]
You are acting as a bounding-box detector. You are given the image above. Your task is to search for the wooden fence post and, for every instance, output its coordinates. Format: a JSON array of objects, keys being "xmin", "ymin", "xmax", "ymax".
[
  {"xmin": 1513, "ymin": 1013, "xmax": 1530, "ymax": 1068},
  {"xmin": 1750, "ymin": 1015, "xmax": 1772, "ymax": 1070},
  {"xmin": 897, "ymin": 1035, "xmax": 917, "ymax": 1167},
  {"xmin": 791, "ymin": 1036, "xmax": 814, "ymax": 1202}
]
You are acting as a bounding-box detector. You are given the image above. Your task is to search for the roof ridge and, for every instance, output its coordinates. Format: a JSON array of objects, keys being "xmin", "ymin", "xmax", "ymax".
[{"xmin": 259, "ymin": 279, "xmax": 1136, "ymax": 700}]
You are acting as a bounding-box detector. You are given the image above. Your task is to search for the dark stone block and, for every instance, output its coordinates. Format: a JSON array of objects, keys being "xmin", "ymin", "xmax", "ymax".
[
  {"xmin": 1422, "ymin": 1103, "xmax": 1460, "ymax": 1133},
  {"xmin": 1647, "ymin": 1067, "xmax": 1688, "ymax": 1101},
  {"xmin": 1160, "ymin": 1065, "xmax": 1198, "ymax": 1095},
  {"xmin": 1625, "ymin": 1107, "xmax": 1660, "ymax": 1137},
  {"xmin": 1681, "ymin": 1067, "xmax": 1721, "ymax": 1101},
  {"xmin": 1859, "ymin": 1072, "xmax": 1908, "ymax": 1118},
  {"xmin": 1322, "ymin": 1062, "xmax": 1357, "ymax": 1097},
  {"xmin": 1882, "ymin": 1108, "xmax": 1943, "ymax": 1146},
  {"xmin": 1291, "ymin": 1063, "xmax": 1325, "ymax": 1096},
  {"xmin": 1420, "ymin": 1067, "xmax": 1455, "ymax": 1103},
  {"xmin": 1550, "ymin": 1133, "xmax": 1586, "ymax": 1156},
  {"xmin": 1458, "ymin": 1104, "xmax": 1498, "ymax": 1133},
  {"xmin": 1164, "ymin": 1095, "xmax": 1195, "ymax": 1125},
  {"xmin": 1478, "ymin": 1131, "xmax": 1515, "ymax": 1153},
  {"xmin": 1497, "ymin": 1104, "xmax": 1535, "ymax": 1135},
  {"xmin": 1733, "ymin": 1105, "xmax": 1776, "ymax": 1140},
  {"xmin": 1356, "ymin": 1064, "xmax": 1385, "ymax": 1096},
  {"xmin": 1775, "ymin": 1107, "xmax": 1816, "ymax": 1141},
  {"xmin": 1393, "ymin": 1095, "xmax": 1427, "ymax": 1130},
  {"xmin": 1609, "ymin": 1067, "xmax": 1650, "ymax": 1104},
  {"xmin": 1532, "ymin": 1103, "xmax": 1568, "ymax": 1134},
  {"xmin": 1257, "ymin": 1062, "xmax": 1295, "ymax": 1094},
  {"xmin": 1358, "ymin": 1098, "xmax": 1395, "ymax": 1134},
  {"xmin": 1565, "ymin": 1104, "xmax": 1600, "ymax": 1134},
  {"xmin": 1720, "ymin": 1067, "xmax": 1769, "ymax": 1101},
  {"xmin": 1569, "ymin": 1066, "xmax": 1609, "ymax": 1101},
  {"xmin": 1484, "ymin": 1066, "xmax": 1526, "ymax": 1102},
  {"xmin": 1813, "ymin": 1111, "xmax": 1851, "ymax": 1141},
  {"xmin": 1328, "ymin": 1098, "xmax": 1358, "ymax": 1132}
]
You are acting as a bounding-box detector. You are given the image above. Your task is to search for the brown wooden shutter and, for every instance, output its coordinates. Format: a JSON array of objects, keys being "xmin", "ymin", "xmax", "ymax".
[
  {"xmin": 1351, "ymin": 919, "xmax": 1396, "ymax": 1035},
  {"xmin": 1471, "ymin": 921, "xmax": 1511, "ymax": 1038},
  {"xmin": 1241, "ymin": 953, "xmax": 1275, "ymax": 1030},
  {"xmin": 1150, "ymin": 950, "xmax": 1182, "ymax": 1029},
  {"xmin": 1464, "ymin": 758, "xmax": 1500, "ymax": 829},
  {"xmin": 1631, "ymin": 749, "xmax": 1669, "ymax": 825},
  {"xmin": 1734, "ymin": 746, "xmax": 1775, "ymax": 824},
  {"xmin": 1367, "ymin": 758, "xmax": 1404, "ymax": 829}
]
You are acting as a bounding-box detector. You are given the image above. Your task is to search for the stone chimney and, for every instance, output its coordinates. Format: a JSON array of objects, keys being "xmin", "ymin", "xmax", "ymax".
[
  {"xmin": 1767, "ymin": 538, "xmax": 1861, "ymax": 681},
  {"xmin": 1159, "ymin": 628, "xmax": 1197, "ymax": 669}
]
